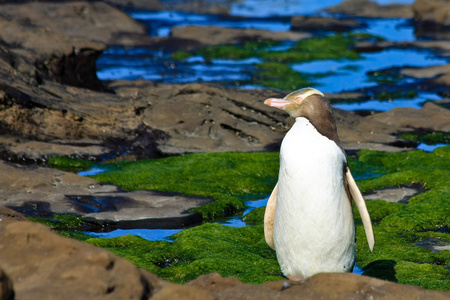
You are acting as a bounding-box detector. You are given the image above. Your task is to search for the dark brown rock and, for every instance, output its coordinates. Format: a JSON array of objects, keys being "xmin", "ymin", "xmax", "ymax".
[
  {"xmin": 291, "ymin": 16, "xmax": 363, "ymax": 32},
  {"xmin": 279, "ymin": 272, "xmax": 450, "ymax": 300},
  {"xmin": 326, "ymin": 0, "xmax": 413, "ymax": 19},
  {"xmin": 0, "ymin": 221, "xmax": 157, "ymax": 300},
  {"xmin": 367, "ymin": 101, "xmax": 450, "ymax": 132},
  {"xmin": 0, "ymin": 269, "xmax": 14, "ymax": 300},
  {"xmin": 0, "ymin": 18, "xmax": 105, "ymax": 91},
  {"xmin": 413, "ymin": 0, "xmax": 450, "ymax": 30},
  {"xmin": 0, "ymin": 1, "xmax": 150, "ymax": 46},
  {"xmin": 401, "ymin": 63, "xmax": 450, "ymax": 87}
]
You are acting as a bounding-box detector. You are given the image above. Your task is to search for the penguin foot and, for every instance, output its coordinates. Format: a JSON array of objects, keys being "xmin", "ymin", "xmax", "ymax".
[{"xmin": 287, "ymin": 275, "xmax": 304, "ymax": 281}]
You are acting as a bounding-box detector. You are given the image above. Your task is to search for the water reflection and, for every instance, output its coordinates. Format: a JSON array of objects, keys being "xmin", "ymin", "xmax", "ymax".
[{"xmin": 90, "ymin": 228, "xmax": 182, "ymax": 241}]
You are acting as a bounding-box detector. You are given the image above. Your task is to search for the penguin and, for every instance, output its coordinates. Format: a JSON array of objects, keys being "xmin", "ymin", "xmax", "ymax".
[{"xmin": 263, "ymin": 87, "xmax": 374, "ymax": 281}]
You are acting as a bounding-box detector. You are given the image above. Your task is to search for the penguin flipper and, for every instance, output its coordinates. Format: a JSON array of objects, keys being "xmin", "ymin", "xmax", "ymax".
[
  {"xmin": 345, "ymin": 168, "xmax": 375, "ymax": 251},
  {"xmin": 264, "ymin": 182, "xmax": 278, "ymax": 249}
]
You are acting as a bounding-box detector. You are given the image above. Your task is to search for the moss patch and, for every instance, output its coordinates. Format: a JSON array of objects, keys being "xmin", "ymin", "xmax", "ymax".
[
  {"xmin": 400, "ymin": 132, "xmax": 450, "ymax": 145},
  {"xmin": 91, "ymin": 152, "xmax": 279, "ymax": 220},
  {"xmin": 254, "ymin": 62, "xmax": 313, "ymax": 91},
  {"xmin": 29, "ymin": 213, "xmax": 85, "ymax": 231},
  {"xmin": 376, "ymin": 90, "xmax": 418, "ymax": 101},
  {"xmin": 86, "ymin": 223, "xmax": 281, "ymax": 284},
  {"xmin": 47, "ymin": 147, "xmax": 450, "ymax": 290},
  {"xmin": 181, "ymin": 34, "xmax": 368, "ymax": 63},
  {"xmin": 48, "ymin": 156, "xmax": 96, "ymax": 173}
]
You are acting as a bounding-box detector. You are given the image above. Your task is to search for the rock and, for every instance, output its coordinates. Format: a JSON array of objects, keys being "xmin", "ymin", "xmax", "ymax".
[
  {"xmin": 401, "ymin": 63, "xmax": 450, "ymax": 79},
  {"xmin": 413, "ymin": 0, "xmax": 450, "ymax": 30},
  {"xmin": 415, "ymin": 237, "xmax": 450, "ymax": 252},
  {"xmin": 400, "ymin": 63, "xmax": 450, "ymax": 87},
  {"xmin": 326, "ymin": 0, "xmax": 413, "ymax": 19},
  {"xmin": 0, "ymin": 18, "xmax": 106, "ymax": 91},
  {"xmin": 367, "ymin": 101, "xmax": 450, "ymax": 132},
  {"xmin": 276, "ymin": 272, "xmax": 450, "ymax": 300},
  {"xmin": 158, "ymin": 0, "xmax": 236, "ymax": 14},
  {"xmin": 291, "ymin": 16, "xmax": 364, "ymax": 32},
  {"xmin": 0, "ymin": 161, "xmax": 211, "ymax": 230},
  {"xmin": 0, "ymin": 220, "xmax": 160, "ymax": 300},
  {"xmin": 1, "ymin": 216, "xmax": 449, "ymax": 299},
  {"xmin": 170, "ymin": 26, "xmax": 311, "ymax": 46},
  {"xmin": 0, "ymin": 269, "xmax": 14, "ymax": 300},
  {"xmin": 0, "ymin": 1, "xmax": 151, "ymax": 46},
  {"xmin": 364, "ymin": 185, "xmax": 424, "ymax": 203},
  {"xmin": 0, "ymin": 206, "xmax": 28, "ymax": 226}
]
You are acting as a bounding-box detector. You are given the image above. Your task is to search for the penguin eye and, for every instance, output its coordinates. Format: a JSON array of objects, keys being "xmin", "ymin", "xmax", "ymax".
[{"xmin": 294, "ymin": 96, "xmax": 303, "ymax": 103}]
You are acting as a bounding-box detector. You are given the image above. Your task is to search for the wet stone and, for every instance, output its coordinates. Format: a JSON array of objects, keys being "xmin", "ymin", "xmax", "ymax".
[
  {"xmin": 363, "ymin": 184, "xmax": 425, "ymax": 203},
  {"xmin": 415, "ymin": 238, "xmax": 450, "ymax": 253}
]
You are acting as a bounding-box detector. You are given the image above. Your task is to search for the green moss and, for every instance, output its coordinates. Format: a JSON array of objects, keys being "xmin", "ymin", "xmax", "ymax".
[
  {"xmin": 92, "ymin": 152, "xmax": 279, "ymax": 220},
  {"xmin": 191, "ymin": 34, "xmax": 365, "ymax": 63},
  {"xmin": 171, "ymin": 50, "xmax": 191, "ymax": 60},
  {"xmin": 29, "ymin": 213, "xmax": 85, "ymax": 231},
  {"xmin": 356, "ymin": 146, "xmax": 450, "ymax": 191},
  {"xmin": 353, "ymin": 200, "xmax": 404, "ymax": 224},
  {"xmin": 254, "ymin": 62, "xmax": 313, "ymax": 90},
  {"xmin": 86, "ymin": 223, "xmax": 281, "ymax": 284},
  {"xmin": 48, "ymin": 156, "xmax": 96, "ymax": 173},
  {"xmin": 376, "ymin": 90, "xmax": 418, "ymax": 101},
  {"xmin": 400, "ymin": 132, "xmax": 450, "ymax": 145},
  {"xmin": 243, "ymin": 206, "xmax": 265, "ymax": 225},
  {"xmin": 367, "ymin": 71, "xmax": 405, "ymax": 84},
  {"xmin": 284, "ymin": 34, "xmax": 362, "ymax": 61}
]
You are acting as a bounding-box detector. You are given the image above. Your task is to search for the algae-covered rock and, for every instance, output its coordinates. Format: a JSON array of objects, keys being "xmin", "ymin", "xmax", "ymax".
[
  {"xmin": 87, "ymin": 223, "xmax": 281, "ymax": 284},
  {"xmin": 82, "ymin": 146, "xmax": 450, "ymax": 291},
  {"xmin": 91, "ymin": 152, "xmax": 279, "ymax": 220}
]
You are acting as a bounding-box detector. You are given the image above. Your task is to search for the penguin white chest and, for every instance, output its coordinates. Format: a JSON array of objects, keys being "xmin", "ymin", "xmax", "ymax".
[{"xmin": 273, "ymin": 117, "xmax": 355, "ymax": 278}]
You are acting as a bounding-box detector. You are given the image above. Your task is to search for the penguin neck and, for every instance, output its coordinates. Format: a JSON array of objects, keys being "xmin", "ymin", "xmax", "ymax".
[
  {"xmin": 292, "ymin": 94, "xmax": 343, "ymax": 150},
  {"xmin": 294, "ymin": 116, "xmax": 343, "ymax": 152}
]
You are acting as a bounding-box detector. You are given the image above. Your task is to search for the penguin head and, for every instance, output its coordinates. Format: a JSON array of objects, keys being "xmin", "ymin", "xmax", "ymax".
[
  {"xmin": 264, "ymin": 87, "xmax": 326, "ymax": 118},
  {"xmin": 264, "ymin": 87, "xmax": 341, "ymax": 144}
]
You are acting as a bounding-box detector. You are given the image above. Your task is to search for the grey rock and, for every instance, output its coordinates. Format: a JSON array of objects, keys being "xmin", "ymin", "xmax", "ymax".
[
  {"xmin": 326, "ymin": 0, "xmax": 413, "ymax": 19},
  {"xmin": 0, "ymin": 161, "xmax": 211, "ymax": 229}
]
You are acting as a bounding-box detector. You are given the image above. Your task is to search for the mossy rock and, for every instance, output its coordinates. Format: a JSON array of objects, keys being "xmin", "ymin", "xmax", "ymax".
[
  {"xmin": 47, "ymin": 146, "xmax": 450, "ymax": 290},
  {"xmin": 28, "ymin": 213, "xmax": 85, "ymax": 231},
  {"xmin": 91, "ymin": 152, "xmax": 279, "ymax": 220},
  {"xmin": 400, "ymin": 132, "xmax": 450, "ymax": 145},
  {"xmin": 48, "ymin": 156, "xmax": 96, "ymax": 173},
  {"xmin": 86, "ymin": 223, "xmax": 281, "ymax": 284}
]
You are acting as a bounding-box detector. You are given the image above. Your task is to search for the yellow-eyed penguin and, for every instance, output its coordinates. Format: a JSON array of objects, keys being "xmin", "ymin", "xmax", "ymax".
[{"xmin": 263, "ymin": 87, "xmax": 374, "ymax": 281}]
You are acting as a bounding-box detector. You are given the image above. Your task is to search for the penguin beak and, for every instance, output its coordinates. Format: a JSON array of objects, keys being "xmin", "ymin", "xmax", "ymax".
[{"xmin": 264, "ymin": 98, "xmax": 293, "ymax": 108}]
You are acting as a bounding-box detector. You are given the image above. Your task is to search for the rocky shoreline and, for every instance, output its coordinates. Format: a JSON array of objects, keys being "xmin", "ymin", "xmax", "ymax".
[
  {"xmin": 0, "ymin": 0, "xmax": 449, "ymax": 298},
  {"xmin": 1, "ymin": 207, "xmax": 449, "ymax": 299}
]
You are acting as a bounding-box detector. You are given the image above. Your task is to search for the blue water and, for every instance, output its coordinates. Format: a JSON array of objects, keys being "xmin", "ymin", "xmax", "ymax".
[
  {"xmin": 291, "ymin": 48, "xmax": 448, "ymax": 94},
  {"xmin": 332, "ymin": 92, "xmax": 442, "ymax": 111},
  {"xmin": 229, "ymin": 0, "xmax": 414, "ymax": 17},
  {"xmin": 91, "ymin": 228, "xmax": 182, "ymax": 241}
]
